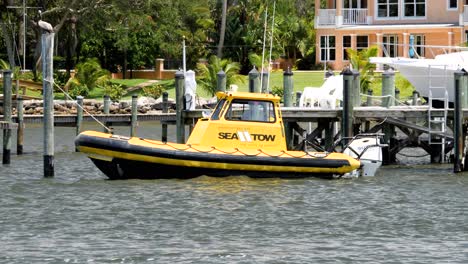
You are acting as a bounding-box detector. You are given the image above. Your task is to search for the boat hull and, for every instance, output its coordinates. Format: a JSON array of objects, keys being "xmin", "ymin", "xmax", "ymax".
[{"xmin": 75, "ymin": 131, "xmax": 360, "ymax": 180}]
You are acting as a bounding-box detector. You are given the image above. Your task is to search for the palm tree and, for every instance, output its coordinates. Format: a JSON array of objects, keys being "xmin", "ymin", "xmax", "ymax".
[
  {"xmin": 196, "ymin": 55, "xmax": 245, "ymax": 96},
  {"xmin": 66, "ymin": 58, "xmax": 109, "ymax": 97},
  {"xmin": 346, "ymin": 46, "xmax": 378, "ymax": 92},
  {"xmin": 217, "ymin": 0, "xmax": 228, "ymax": 58}
]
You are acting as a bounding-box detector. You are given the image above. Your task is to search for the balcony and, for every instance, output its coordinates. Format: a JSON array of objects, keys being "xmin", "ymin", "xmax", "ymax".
[{"xmin": 317, "ymin": 8, "xmax": 369, "ymax": 27}]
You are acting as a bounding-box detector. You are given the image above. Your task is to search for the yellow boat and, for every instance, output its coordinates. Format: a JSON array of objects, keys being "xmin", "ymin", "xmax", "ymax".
[{"xmin": 75, "ymin": 92, "xmax": 380, "ymax": 179}]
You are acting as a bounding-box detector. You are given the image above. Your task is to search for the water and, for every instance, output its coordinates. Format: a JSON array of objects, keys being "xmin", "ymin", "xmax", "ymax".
[{"xmin": 1, "ymin": 123, "xmax": 468, "ymax": 263}]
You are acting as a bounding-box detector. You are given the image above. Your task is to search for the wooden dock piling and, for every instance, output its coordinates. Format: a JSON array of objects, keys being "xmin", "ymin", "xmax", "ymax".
[
  {"xmin": 175, "ymin": 70, "xmax": 185, "ymax": 143},
  {"xmin": 42, "ymin": 31, "xmax": 55, "ymax": 177},
  {"xmin": 454, "ymin": 70, "xmax": 467, "ymax": 172},
  {"xmin": 76, "ymin": 96, "xmax": 83, "ymax": 152},
  {"xmin": 216, "ymin": 70, "xmax": 226, "ymax": 93},
  {"xmin": 103, "ymin": 95, "xmax": 110, "ymax": 132},
  {"xmin": 16, "ymin": 96, "xmax": 24, "ymax": 155},
  {"xmin": 283, "ymin": 68, "xmax": 294, "ymax": 149},
  {"xmin": 381, "ymin": 70, "xmax": 396, "ymax": 164},
  {"xmin": 341, "ymin": 69, "xmax": 354, "ymax": 142},
  {"xmin": 161, "ymin": 92, "xmax": 168, "ymax": 143},
  {"xmin": 2, "ymin": 70, "xmax": 12, "ymax": 164},
  {"xmin": 262, "ymin": 71, "xmax": 269, "ymax": 93},
  {"xmin": 249, "ymin": 67, "xmax": 260, "ymax": 93},
  {"xmin": 131, "ymin": 95, "xmax": 138, "ymax": 137}
]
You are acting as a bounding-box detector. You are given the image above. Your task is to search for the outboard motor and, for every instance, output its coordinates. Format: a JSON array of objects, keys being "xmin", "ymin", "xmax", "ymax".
[{"xmin": 342, "ymin": 134, "xmax": 385, "ymax": 177}]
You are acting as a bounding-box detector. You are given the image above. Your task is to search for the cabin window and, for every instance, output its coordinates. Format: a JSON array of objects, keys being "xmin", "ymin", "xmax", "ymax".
[
  {"xmin": 343, "ymin": 36, "xmax": 351, "ymax": 60},
  {"xmin": 377, "ymin": 0, "xmax": 399, "ymax": 18},
  {"xmin": 210, "ymin": 99, "xmax": 226, "ymax": 120},
  {"xmin": 320, "ymin": 36, "xmax": 336, "ymax": 61},
  {"xmin": 225, "ymin": 99, "xmax": 276, "ymax": 123},
  {"xmin": 404, "ymin": 0, "xmax": 425, "ymax": 17}
]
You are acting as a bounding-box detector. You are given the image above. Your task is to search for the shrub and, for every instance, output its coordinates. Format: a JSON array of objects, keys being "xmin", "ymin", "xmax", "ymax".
[
  {"xmin": 102, "ymin": 82, "xmax": 126, "ymax": 102},
  {"xmin": 142, "ymin": 84, "xmax": 165, "ymax": 99}
]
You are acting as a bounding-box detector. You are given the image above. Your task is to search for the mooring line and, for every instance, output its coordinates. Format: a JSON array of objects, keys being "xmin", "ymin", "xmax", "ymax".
[{"xmin": 44, "ymin": 78, "xmax": 112, "ymax": 133}]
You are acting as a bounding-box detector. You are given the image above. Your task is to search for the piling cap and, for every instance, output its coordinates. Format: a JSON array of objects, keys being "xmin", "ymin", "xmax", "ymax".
[
  {"xmin": 342, "ymin": 67, "xmax": 353, "ymax": 76},
  {"xmin": 454, "ymin": 69, "xmax": 467, "ymax": 77},
  {"xmin": 1, "ymin": 69, "xmax": 12, "ymax": 74},
  {"xmin": 283, "ymin": 66, "xmax": 293, "ymax": 76},
  {"xmin": 382, "ymin": 68, "xmax": 395, "ymax": 76},
  {"xmin": 217, "ymin": 70, "xmax": 226, "ymax": 76},
  {"xmin": 249, "ymin": 66, "xmax": 259, "ymax": 77},
  {"xmin": 175, "ymin": 70, "xmax": 185, "ymax": 78}
]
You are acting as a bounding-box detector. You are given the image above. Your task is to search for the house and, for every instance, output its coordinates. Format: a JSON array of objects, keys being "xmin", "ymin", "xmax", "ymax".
[{"xmin": 315, "ymin": 0, "xmax": 468, "ymax": 70}]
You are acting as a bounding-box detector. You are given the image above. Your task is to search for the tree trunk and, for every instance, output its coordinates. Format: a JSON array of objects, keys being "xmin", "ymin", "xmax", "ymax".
[
  {"xmin": 216, "ymin": 0, "xmax": 228, "ymax": 58},
  {"xmin": 1, "ymin": 23, "xmax": 15, "ymax": 68}
]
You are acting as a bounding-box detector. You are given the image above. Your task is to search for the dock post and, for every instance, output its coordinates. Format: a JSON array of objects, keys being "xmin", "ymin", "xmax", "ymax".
[
  {"xmin": 216, "ymin": 70, "xmax": 226, "ymax": 93},
  {"xmin": 352, "ymin": 70, "xmax": 361, "ymax": 107},
  {"xmin": 283, "ymin": 67, "xmax": 294, "ymax": 107},
  {"xmin": 366, "ymin": 89, "xmax": 373, "ymax": 106},
  {"xmin": 76, "ymin": 96, "xmax": 83, "ymax": 149},
  {"xmin": 342, "ymin": 68, "xmax": 354, "ymax": 143},
  {"xmin": 76, "ymin": 96, "xmax": 83, "ymax": 135},
  {"xmin": 381, "ymin": 70, "xmax": 396, "ymax": 164},
  {"xmin": 131, "ymin": 95, "xmax": 138, "ymax": 137},
  {"xmin": 283, "ymin": 67, "xmax": 294, "ymax": 149},
  {"xmin": 2, "ymin": 70, "xmax": 12, "ymax": 164},
  {"xmin": 454, "ymin": 70, "xmax": 467, "ymax": 172},
  {"xmin": 261, "ymin": 71, "xmax": 269, "ymax": 93},
  {"xmin": 103, "ymin": 95, "xmax": 110, "ymax": 133},
  {"xmin": 16, "ymin": 95, "xmax": 24, "ymax": 155},
  {"xmin": 42, "ymin": 31, "xmax": 55, "ymax": 177},
  {"xmin": 382, "ymin": 70, "xmax": 395, "ymax": 107},
  {"xmin": 175, "ymin": 70, "xmax": 185, "ymax": 143},
  {"xmin": 248, "ymin": 67, "xmax": 260, "ymax": 93},
  {"xmin": 412, "ymin": 91, "xmax": 419, "ymax": 105},
  {"xmin": 161, "ymin": 92, "xmax": 168, "ymax": 143},
  {"xmin": 395, "ymin": 88, "xmax": 400, "ymax": 104},
  {"xmin": 295, "ymin": 92, "xmax": 302, "ymax": 106}
]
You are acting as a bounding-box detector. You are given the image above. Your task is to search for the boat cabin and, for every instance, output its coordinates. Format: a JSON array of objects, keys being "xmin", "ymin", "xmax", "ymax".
[{"xmin": 186, "ymin": 92, "xmax": 287, "ymax": 150}]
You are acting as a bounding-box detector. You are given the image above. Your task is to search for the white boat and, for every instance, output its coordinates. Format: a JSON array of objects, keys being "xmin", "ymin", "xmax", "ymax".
[{"xmin": 370, "ymin": 51, "xmax": 468, "ymax": 103}]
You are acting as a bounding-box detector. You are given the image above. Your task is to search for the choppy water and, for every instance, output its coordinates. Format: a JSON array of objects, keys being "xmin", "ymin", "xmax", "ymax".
[{"xmin": 0, "ymin": 123, "xmax": 467, "ymax": 263}]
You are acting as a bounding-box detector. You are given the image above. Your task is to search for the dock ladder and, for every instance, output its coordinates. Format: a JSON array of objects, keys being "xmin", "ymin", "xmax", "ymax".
[{"xmin": 427, "ymin": 64, "xmax": 449, "ymax": 162}]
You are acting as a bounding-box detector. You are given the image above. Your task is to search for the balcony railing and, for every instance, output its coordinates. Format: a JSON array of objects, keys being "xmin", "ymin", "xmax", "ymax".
[
  {"xmin": 464, "ymin": 5, "xmax": 468, "ymax": 23},
  {"xmin": 317, "ymin": 8, "xmax": 368, "ymax": 26},
  {"xmin": 318, "ymin": 9, "xmax": 336, "ymax": 26},
  {"xmin": 343, "ymin": 8, "xmax": 368, "ymax": 25}
]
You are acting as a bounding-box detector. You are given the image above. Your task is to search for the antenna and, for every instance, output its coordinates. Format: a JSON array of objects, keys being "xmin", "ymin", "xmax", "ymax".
[
  {"xmin": 267, "ymin": 0, "xmax": 276, "ymax": 93},
  {"xmin": 259, "ymin": 8, "xmax": 268, "ymax": 92}
]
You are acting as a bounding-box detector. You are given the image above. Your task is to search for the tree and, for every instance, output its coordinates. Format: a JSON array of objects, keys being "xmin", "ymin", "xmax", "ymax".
[
  {"xmin": 196, "ymin": 55, "xmax": 244, "ymax": 96},
  {"xmin": 216, "ymin": 0, "xmax": 227, "ymax": 58},
  {"xmin": 66, "ymin": 58, "xmax": 109, "ymax": 97},
  {"xmin": 346, "ymin": 46, "xmax": 378, "ymax": 92}
]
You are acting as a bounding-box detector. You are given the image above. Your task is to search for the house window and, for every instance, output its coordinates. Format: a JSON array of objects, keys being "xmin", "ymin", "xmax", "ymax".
[
  {"xmin": 383, "ymin": 35, "xmax": 398, "ymax": 57},
  {"xmin": 320, "ymin": 36, "xmax": 336, "ymax": 61},
  {"xmin": 448, "ymin": 0, "xmax": 458, "ymax": 9},
  {"xmin": 404, "ymin": 0, "xmax": 425, "ymax": 17},
  {"xmin": 357, "ymin": 36, "xmax": 368, "ymax": 51},
  {"xmin": 410, "ymin": 34, "xmax": 425, "ymax": 58},
  {"xmin": 343, "ymin": 36, "xmax": 352, "ymax": 60},
  {"xmin": 377, "ymin": 0, "xmax": 399, "ymax": 18}
]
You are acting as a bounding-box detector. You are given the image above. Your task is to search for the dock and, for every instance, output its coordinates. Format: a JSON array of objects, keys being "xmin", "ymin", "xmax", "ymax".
[{"xmin": 3, "ymin": 66, "xmax": 468, "ymax": 176}]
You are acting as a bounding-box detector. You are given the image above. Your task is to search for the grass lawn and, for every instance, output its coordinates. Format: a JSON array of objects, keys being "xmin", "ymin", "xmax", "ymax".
[{"xmin": 20, "ymin": 71, "xmax": 415, "ymax": 102}]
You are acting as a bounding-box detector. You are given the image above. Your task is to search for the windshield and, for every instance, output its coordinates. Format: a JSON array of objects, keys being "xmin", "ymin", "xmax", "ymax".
[{"xmin": 224, "ymin": 99, "xmax": 275, "ymax": 123}]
